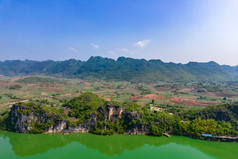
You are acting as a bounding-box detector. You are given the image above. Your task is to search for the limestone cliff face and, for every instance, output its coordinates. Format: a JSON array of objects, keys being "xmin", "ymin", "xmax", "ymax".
[
  {"xmin": 66, "ymin": 113, "xmax": 97, "ymax": 133},
  {"xmin": 67, "ymin": 125, "xmax": 89, "ymax": 133},
  {"xmin": 9, "ymin": 103, "xmax": 128, "ymax": 134},
  {"xmin": 123, "ymin": 111, "xmax": 151, "ymax": 135},
  {"xmin": 10, "ymin": 105, "xmax": 33, "ymax": 133},
  {"xmin": 98, "ymin": 104, "xmax": 125, "ymax": 122},
  {"xmin": 9, "ymin": 103, "xmax": 151, "ymax": 134},
  {"xmin": 47, "ymin": 121, "xmax": 67, "ymax": 133},
  {"xmin": 10, "ymin": 104, "xmax": 67, "ymax": 133}
]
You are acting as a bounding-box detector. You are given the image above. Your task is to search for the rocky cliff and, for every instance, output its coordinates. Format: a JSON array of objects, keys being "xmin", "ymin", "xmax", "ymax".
[
  {"xmin": 98, "ymin": 104, "xmax": 125, "ymax": 122},
  {"xmin": 10, "ymin": 103, "xmax": 67, "ymax": 133},
  {"xmin": 123, "ymin": 111, "xmax": 151, "ymax": 134},
  {"xmin": 9, "ymin": 102, "xmax": 152, "ymax": 135}
]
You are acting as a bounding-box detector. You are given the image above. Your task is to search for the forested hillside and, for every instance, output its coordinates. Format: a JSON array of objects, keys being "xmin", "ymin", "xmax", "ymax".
[
  {"xmin": 0, "ymin": 56, "xmax": 236, "ymax": 82},
  {"xmin": 223, "ymin": 65, "xmax": 238, "ymax": 79}
]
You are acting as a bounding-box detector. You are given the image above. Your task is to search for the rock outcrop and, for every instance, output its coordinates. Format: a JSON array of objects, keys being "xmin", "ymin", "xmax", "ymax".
[
  {"xmin": 9, "ymin": 103, "xmax": 128, "ymax": 134},
  {"xmin": 123, "ymin": 111, "xmax": 151, "ymax": 134},
  {"xmin": 98, "ymin": 104, "xmax": 125, "ymax": 122},
  {"xmin": 10, "ymin": 104, "xmax": 67, "ymax": 133}
]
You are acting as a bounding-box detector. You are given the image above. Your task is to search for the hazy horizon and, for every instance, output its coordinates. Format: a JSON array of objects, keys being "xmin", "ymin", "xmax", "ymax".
[{"xmin": 1, "ymin": 0, "xmax": 238, "ymax": 66}]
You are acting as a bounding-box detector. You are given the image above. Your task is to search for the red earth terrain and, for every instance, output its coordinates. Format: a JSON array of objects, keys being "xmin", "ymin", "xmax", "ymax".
[{"xmin": 130, "ymin": 94, "xmax": 222, "ymax": 106}]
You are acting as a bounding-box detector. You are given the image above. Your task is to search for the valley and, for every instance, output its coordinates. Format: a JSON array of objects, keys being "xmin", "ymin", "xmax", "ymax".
[{"xmin": 1, "ymin": 76, "xmax": 238, "ymax": 114}]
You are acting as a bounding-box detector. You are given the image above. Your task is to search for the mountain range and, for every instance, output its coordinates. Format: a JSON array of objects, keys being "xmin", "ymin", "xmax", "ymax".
[{"xmin": 0, "ymin": 56, "xmax": 237, "ymax": 82}]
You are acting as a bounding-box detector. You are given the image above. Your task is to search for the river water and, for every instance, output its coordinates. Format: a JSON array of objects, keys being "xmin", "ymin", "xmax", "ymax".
[{"xmin": 0, "ymin": 132, "xmax": 237, "ymax": 159}]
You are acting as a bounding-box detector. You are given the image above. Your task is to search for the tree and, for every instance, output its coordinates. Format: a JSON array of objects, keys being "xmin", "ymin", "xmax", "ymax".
[
  {"xmin": 151, "ymin": 124, "xmax": 162, "ymax": 136},
  {"xmin": 9, "ymin": 84, "xmax": 22, "ymax": 90}
]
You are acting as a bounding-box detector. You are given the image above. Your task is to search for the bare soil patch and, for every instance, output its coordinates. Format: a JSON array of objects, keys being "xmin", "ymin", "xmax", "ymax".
[
  {"xmin": 130, "ymin": 94, "xmax": 163, "ymax": 100},
  {"xmin": 131, "ymin": 94, "xmax": 222, "ymax": 106},
  {"xmin": 167, "ymin": 97, "xmax": 221, "ymax": 106},
  {"xmin": 214, "ymin": 92, "xmax": 237, "ymax": 98},
  {"xmin": 64, "ymin": 108, "xmax": 77, "ymax": 121}
]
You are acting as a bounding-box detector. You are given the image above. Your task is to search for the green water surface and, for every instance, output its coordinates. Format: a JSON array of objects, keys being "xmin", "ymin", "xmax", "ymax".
[{"xmin": 0, "ymin": 132, "xmax": 237, "ymax": 159}]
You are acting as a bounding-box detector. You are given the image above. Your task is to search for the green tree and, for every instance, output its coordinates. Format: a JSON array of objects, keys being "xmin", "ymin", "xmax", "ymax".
[{"xmin": 151, "ymin": 124, "xmax": 162, "ymax": 136}]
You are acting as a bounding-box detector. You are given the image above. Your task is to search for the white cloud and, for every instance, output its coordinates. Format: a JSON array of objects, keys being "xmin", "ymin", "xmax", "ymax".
[
  {"xmin": 135, "ymin": 39, "xmax": 151, "ymax": 48},
  {"xmin": 91, "ymin": 43, "xmax": 99, "ymax": 49},
  {"xmin": 68, "ymin": 47, "xmax": 77, "ymax": 52}
]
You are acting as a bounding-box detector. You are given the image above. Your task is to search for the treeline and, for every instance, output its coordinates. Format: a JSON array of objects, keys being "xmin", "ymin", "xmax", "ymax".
[
  {"xmin": 16, "ymin": 76, "xmax": 60, "ymax": 84},
  {"xmin": 0, "ymin": 56, "xmax": 234, "ymax": 82}
]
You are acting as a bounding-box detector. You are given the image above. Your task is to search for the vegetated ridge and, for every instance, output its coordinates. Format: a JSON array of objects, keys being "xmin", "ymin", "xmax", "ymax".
[
  {"xmin": 0, "ymin": 93, "xmax": 237, "ymax": 141},
  {"xmin": 0, "ymin": 56, "xmax": 237, "ymax": 82},
  {"xmin": 222, "ymin": 65, "xmax": 238, "ymax": 79}
]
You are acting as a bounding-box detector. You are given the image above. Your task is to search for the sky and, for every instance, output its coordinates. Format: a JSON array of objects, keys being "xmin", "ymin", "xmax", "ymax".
[{"xmin": 0, "ymin": 0, "xmax": 238, "ymax": 66}]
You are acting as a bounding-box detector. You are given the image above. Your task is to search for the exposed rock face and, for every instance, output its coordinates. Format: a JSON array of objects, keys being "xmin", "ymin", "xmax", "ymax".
[
  {"xmin": 10, "ymin": 103, "xmax": 151, "ymax": 135},
  {"xmin": 47, "ymin": 121, "xmax": 67, "ymax": 133},
  {"xmin": 125, "ymin": 123, "xmax": 151, "ymax": 135},
  {"xmin": 10, "ymin": 107, "xmax": 32, "ymax": 133},
  {"xmin": 123, "ymin": 111, "xmax": 151, "ymax": 134},
  {"xmin": 10, "ymin": 103, "xmax": 127, "ymax": 134},
  {"xmin": 67, "ymin": 113, "xmax": 98, "ymax": 133},
  {"xmin": 98, "ymin": 104, "xmax": 125, "ymax": 122},
  {"xmin": 10, "ymin": 104, "xmax": 67, "ymax": 133},
  {"xmin": 67, "ymin": 125, "xmax": 90, "ymax": 133}
]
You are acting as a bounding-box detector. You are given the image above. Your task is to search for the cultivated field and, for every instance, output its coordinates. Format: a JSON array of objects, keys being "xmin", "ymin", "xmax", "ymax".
[{"xmin": 0, "ymin": 76, "xmax": 238, "ymax": 113}]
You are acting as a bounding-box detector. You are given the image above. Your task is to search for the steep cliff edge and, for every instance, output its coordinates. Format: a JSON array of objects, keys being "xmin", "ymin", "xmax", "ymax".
[
  {"xmin": 123, "ymin": 111, "xmax": 151, "ymax": 134},
  {"xmin": 10, "ymin": 103, "xmax": 67, "ymax": 133},
  {"xmin": 8, "ymin": 100, "xmax": 132, "ymax": 134}
]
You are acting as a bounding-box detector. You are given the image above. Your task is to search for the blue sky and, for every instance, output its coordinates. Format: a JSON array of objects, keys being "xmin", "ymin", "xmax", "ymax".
[{"xmin": 0, "ymin": 0, "xmax": 238, "ymax": 65}]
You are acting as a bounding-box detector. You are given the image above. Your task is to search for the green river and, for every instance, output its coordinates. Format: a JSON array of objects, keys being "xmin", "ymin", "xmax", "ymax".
[{"xmin": 0, "ymin": 132, "xmax": 237, "ymax": 159}]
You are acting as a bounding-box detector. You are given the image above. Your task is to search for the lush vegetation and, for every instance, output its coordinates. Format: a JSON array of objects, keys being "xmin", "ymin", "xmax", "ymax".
[
  {"xmin": 16, "ymin": 76, "xmax": 60, "ymax": 84},
  {"xmin": 8, "ymin": 84, "xmax": 22, "ymax": 90},
  {"xmin": 12, "ymin": 102, "xmax": 65, "ymax": 133},
  {"xmin": 63, "ymin": 92, "xmax": 107, "ymax": 123},
  {"xmin": 0, "ymin": 92, "xmax": 237, "ymax": 142},
  {"xmin": 0, "ymin": 56, "xmax": 236, "ymax": 82},
  {"xmin": 0, "ymin": 111, "xmax": 9, "ymax": 130}
]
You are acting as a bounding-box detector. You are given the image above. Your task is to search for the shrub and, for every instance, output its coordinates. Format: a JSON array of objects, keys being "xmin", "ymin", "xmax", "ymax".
[{"xmin": 9, "ymin": 84, "xmax": 22, "ymax": 90}]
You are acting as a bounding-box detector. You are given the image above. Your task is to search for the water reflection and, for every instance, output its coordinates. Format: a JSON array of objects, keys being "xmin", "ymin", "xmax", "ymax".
[{"xmin": 0, "ymin": 132, "xmax": 237, "ymax": 159}]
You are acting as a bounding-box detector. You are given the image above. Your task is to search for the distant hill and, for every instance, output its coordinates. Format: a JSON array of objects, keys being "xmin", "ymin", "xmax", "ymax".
[
  {"xmin": 0, "ymin": 56, "xmax": 236, "ymax": 82},
  {"xmin": 0, "ymin": 59, "xmax": 84, "ymax": 76},
  {"xmin": 222, "ymin": 65, "xmax": 238, "ymax": 79}
]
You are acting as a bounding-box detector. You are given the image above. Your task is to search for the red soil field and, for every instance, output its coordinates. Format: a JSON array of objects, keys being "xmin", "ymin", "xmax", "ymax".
[
  {"xmin": 167, "ymin": 97, "xmax": 221, "ymax": 106},
  {"xmin": 130, "ymin": 94, "xmax": 163, "ymax": 100},
  {"xmin": 8, "ymin": 78, "xmax": 21, "ymax": 85},
  {"xmin": 49, "ymin": 84, "xmax": 63, "ymax": 88},
  {"xmin": 155, "ymin": 88, "xmax": 171, "ymax": 91},
  {"xmin": 214, "ymin": 92, "xmax": 237, "ymax": 98},
  {"xmin": 10, "ymin": 78, "xmax": 20, "ymax": 82},
  {"xmin": 44, "ymin": 87, "xmax": 53, "ymax": 90},
  {"xmin": 130, "ymin": 94, "xmax": 221, "ymax": 106},
  {"xmin": 204, "ymin": 91, "xmax": 237, "ymax": 98},
  {"xmin": 85, "ymin": 82, "xmax": 91, "ymax": 86},
  {"xmin": 97, "ymin": 94, "xmax": 112, "ymax": 101},
  {"xmin": 54, "ymin": 89, "xmax": 63, "ymax": 92}
]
